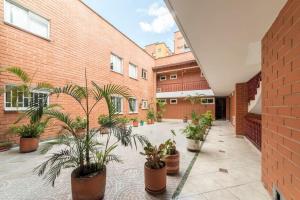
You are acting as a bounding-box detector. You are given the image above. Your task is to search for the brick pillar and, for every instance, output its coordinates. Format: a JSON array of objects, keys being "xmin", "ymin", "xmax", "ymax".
[{"xmin": 235, "ymin": 83, "xmax": 248, "ymax": 135}]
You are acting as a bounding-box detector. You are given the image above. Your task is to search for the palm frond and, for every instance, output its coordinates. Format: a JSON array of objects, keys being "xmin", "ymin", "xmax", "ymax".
[
  {"xmin": 36, "ymin": 82, "xmax": 54, "ymax": 90},
  {"xmin": 6, "ymin": 67, "xmax": 30, "ymax": 83},
  {"xmin": 51, "ymin": 84, "xmax": 87, "ymax": 104}
]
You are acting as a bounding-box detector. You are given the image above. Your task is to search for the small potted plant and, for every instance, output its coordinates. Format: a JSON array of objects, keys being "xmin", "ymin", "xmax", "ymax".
[
  {"xmin": 98, "ymin": 114, "xmax": 110, "ymax": 134},
  {"xmin": 141, "ymin": 142, "xmax": 166, "ymax": 194},
  {"xmin": 117, "ymin": 116, "xmax": 130, "ymax": 129},
  {"xmin": 163, "ymin": 130, "xmax": 179, "ymax": 175},
  {"xmin": 0, "ymin": 140, "xmax": 12, "ymax": 152},
  {"xmin": 147, "ymin": 109, "xmax": 155, "ymax": 124},
  {"xmin": 131, "ymin": 117, "xmax": 139, "ymax": 127},
  {"xmin": 140, "ymin": 120, "xmax": 145, "ymax": 126},
  {"xmin": 156, "ymin": 101, "xmax": 166, "ymax": 122},
  {"xmin": 182, "ymin": 123, "xmax": 205, "ymax": 152},
  {"xmin": 191, "ymin": 111, "xmax": 200, "ymax": 125},
  {"xmin": 201, "ymin": 111, "xmax": 213, "ymax": 131},
  {"xmin": 73, "ymin": 116, "xmax": 87, "ymax": 138},
  {"xmin": 183, "ymin": 115, "xmax": 188, "ymax": 123}
]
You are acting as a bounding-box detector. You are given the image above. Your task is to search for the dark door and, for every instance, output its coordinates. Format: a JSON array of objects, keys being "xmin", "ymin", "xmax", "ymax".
[{"xmin": 215, "ymin": 97, "xmax": 226, "ymax": 120}]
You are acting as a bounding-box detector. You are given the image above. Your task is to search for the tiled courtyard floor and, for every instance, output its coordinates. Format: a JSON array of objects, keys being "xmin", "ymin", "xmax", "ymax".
[
  {"xmin": 0, "ymin": 121, "xmax": 270, "ymax": 200},
  {"xmin": 178, "ymin": 121, "xmax": 271, "ymax": 200}
]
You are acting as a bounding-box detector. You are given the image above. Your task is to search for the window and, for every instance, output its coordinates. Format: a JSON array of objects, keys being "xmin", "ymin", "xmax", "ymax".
[
  {"xmin": 170, "ymin": 99, "xmax": 177, "ymax": 104},
  {"xmin": 157, "ymin": 99, "xmax": 167, "ymax": 104},
  {"xmin": 129, "ymin": 63, "xmax": 138, "ymax": 79},
  {"xmin": 4, "ymin": 85, "xmax": 49, "ymax": 111},
  {"xmin": 4, "ymin": 0, "xmax": 50, "ymax": 39},
  {"xmin": 141, "ymin": 100, "xmax": 148, "ymax": 110},
  {"xmin": 160, "ymin": 75, "xmax": 167, "ymax": 81},
  {"xmin": 111, "ymin": 96, "xmax": 123, "ymax": 113},
  {"xmin": 141, "ymin": 69, "xmax": 148, "ymax": 80},
  {"xmin": 201, "ymin": 98, "xmax": 214, "ymax": 104},
  {"xmin": 170, "ymin": 74, "xmax": 177, "ymax": 80},
  {"xmin": 110, "ymin": 54, "xmax": 123, "ymax": 74},
  {"xmin": 128, "ymin": 98, "xmax": 138, "ymax": 113}
]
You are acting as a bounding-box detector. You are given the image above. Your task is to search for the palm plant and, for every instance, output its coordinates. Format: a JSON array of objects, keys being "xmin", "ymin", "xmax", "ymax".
[
  {"xmin": 156, "ymin": 100, "xmax": 166, "ymax": 122},
  {"xmin": 34, "ymin": 70, "xmax": 148, "ymax": 186}
]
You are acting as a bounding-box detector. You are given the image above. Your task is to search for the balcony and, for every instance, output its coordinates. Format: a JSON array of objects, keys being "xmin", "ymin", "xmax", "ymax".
[{"xmin": 157, "ymin": 81, "xmax": 209, "ymax": 93}]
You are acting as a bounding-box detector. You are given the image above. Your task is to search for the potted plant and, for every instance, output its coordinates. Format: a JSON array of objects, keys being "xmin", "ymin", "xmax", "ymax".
[
  {"xmin": 191, "ymin": 111, "xmax": 200, "ymax": 125},
  {"xmin": 141, "ymin": 142, "xmax": 166, "ymax": 194},
  {"xmin": 73, "ymin": 116, "xmax": 87, "ymax": 138},
  {"xmin": 34, "ymin": 71, "xmax": 148, "ymax": 200},
  {"xmin": 182, "ymin": 123, "xmax": 205, "ymax": 152},
  {"xmin": 98, "ymin": 114, "xmax": 110, "ymax": 134},
  {"xmin": 156, "ymin": 100, "xmax": 166, "ymax": 122},
  {"xmin": 140, "ymin": 120, "xmax": 145, "ymax": 126},
  {"xmin": 0, "ymin": 140, "xmax": 12, "ymax": 152},
  {"xmin": 163, "ymin": 130, "xmax": 179, "ymax": 175},
  {"xmin": 201, "ymin": 111, "xmax": 213, "ymax": 130},
  {"xmin": 183, "ymin": 115, "xmax": 188, "ymax": 123},
  {"xmin": 147, "ymin": 109, "xmax": 155, "ymax": 124},
  {"xmin": 116, "ymin": 116, "xmax": 130, "ymax": 129},
  {"xmin": 131, "ymin": 117, "xmax": 139, "ymax": 127}
]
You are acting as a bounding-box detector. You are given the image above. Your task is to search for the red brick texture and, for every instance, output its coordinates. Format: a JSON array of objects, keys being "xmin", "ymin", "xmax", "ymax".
[
  {"xmin": 162, "ymin": 98, "xmax": 215, "ymax": 120},
  {"xmin": 261, "ymin": 0, "xmax": 300, "ymax": 199},
  {"xmin": 229, "ymin": 91, "xmax": 236, "ymax": 126},
  {"xmin": 0, "ymin": 0, "xmax": 155, "ymax": 142},
  {"xmin": 235, "ymin": 83, "xmax": 248, "ymax": 135}
]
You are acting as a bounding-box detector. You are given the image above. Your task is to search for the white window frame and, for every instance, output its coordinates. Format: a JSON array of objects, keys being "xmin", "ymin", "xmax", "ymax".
[
  {"xmin": 170, "ymin": 74, "xmax": 177, "ymax": 80},
  {"xmin": 4, "ymin": 0, "xmax": 50, "ymax": 39},
  {"xmin": 170, "ymin": 98, "xmax": 178, "ymax": 104},
  {"xmin": 142, "ymin": 68, "xmax": 148, "ymax": 80},
  {"xmin": 4, "ymin": 85, "xmax": 50, "ymax": 111},
  {"xmin": 141, "ymin": 100, "xmax": 148, "ymax": 110},
  {"xmin": 158, "ymin": 99, "xmax": 167, "ymax": 104},
  {"xmin": 111, "ymin": 96, "xmax": 123, "ymax": 114},
  {"xmin": 201, "ymin": 98, "xmax": 215, "ymax": 105},
  {"xmin": 129, "ymin": 63, "xmax": 138, "ymax": 79},
  {"xmin": 128, "ymin": 97, "xmax": 138, "ymax": 113},
  {"xmin": 110, "ymin": 53, "xmax": 123, "ymax": 74},
  {"xmin": 160, "ymin": 75, "xmax": 167, "ymax": 81}
]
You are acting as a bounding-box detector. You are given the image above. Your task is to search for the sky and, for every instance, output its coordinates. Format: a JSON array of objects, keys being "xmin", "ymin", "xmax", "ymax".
[{"xmin": 83, "ymin": 0, "xmax": 178, "ymax": 52}]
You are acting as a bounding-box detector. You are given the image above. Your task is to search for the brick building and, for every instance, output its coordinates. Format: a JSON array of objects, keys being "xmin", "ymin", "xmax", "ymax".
[{"xmin": 145, "ymin": 42, "xmax": 172, "ymax": 59}]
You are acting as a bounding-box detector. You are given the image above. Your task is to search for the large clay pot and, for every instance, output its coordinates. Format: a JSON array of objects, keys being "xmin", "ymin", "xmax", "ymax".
[
  {"xmin": 164, "ymin": 151, "xmax": 180, "ymax": 175},
  {"xmin": 186, "ymin": 138, "xmax": 201, "ymax": 152},
  {"xmin": 19, "ymin": 137, "xmax": 39, "ymax": 153},
  {"xmin": 71, "ymin": 167, "xmax": 106, "ymax": 200},
  {"xmin": 144, "ymin": 162, "xmax": 166, "ymax": 194},
  {"xmin": 147, "ymin": 119, "xmax": 154, "ymax": 124}
]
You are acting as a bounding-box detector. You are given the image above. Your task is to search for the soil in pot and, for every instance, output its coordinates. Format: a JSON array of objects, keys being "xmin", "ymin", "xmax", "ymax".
[
  {"xmin": 186, "ymin": 138, "xmax": 201, "ymax": 152},
  {"xmin": 144, "ymin": 161, "xmax": 166, "ymax": 194},
  {"xmin": 164, "ymin": 151, "xmax": 180, "ymax": 175},
  {"xmin": 20, "ymin": 137, "xmax": 39, "ymax": 153},
  {"xmin": 71, "ymin": 167, "xmax": 106, "ymax": 200}
]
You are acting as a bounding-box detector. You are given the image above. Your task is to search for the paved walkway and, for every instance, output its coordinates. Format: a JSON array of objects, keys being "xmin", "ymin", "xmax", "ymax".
[
  {"xmin": 178, "ymin": 121, "xmax": 271, "ymax": 200},
  {"xmin": 0, "ymin": 121, "xmax": 270, "ymax": 200}
]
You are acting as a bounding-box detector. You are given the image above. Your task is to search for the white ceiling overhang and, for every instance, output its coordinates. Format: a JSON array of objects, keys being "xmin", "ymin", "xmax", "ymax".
[
  {"xmin": 156, "ymin": 89, "xmax": 214, "ymax": 98},
  {"xmin": 165, "ymin": 0, "xmax": 287, "ymax": 96}
]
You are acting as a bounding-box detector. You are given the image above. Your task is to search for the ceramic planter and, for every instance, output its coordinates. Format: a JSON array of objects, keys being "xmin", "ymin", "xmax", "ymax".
[
  {"xmin": 164, "ymin": 151, "xmax": 180, "ymax": 175},
  {"xmin": 71, "ymin": 167, "xmax": 106, "ymax": 200},
  {"xmin": 186, "ymin": 138, "xmax": 201, "ymax": 152},
  {"xmin": 144, "ymin": 162, "xmax": 166, "ymax": 194},
  {"xmin": 19, "ymin": 137, "xmax": 39, "ymax": 153},
  {"xmin": 132, "ymin": 121, "xmax": 139, "ymax": 127}
]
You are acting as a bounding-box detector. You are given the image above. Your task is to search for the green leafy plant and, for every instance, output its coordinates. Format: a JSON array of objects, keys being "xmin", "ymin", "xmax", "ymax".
[
  {"xmin": 141, "ymin": 142, "xmax": 165, "ymax": 169},
  {"xmin": 164, "ymin": 130, "xmax": 176, "ymax": 155},
  {"xmin": 201, "ymin": 111, "xmax": 213, "ymax": 127},
  {"xmin": 116, "ymin": 116, "xmax": 129, "ymax": 124},
  {"xmin": 34, "ymin": 70, "xmax": 149, "ymax": 186},
  {"xmin": 147, "ymin": 109, "xmax": 156, "ymax": 120},
  {"xmin": 98, "ymin": 114, "xmax": 111, "ymax": 127},
  {"xmin": 131, "ymin": 117, "xmax": 138, "ymax": 122},
  {"xmin": 156, "ymin": 100, "xmax": 166, "ymax": 121},
  {"xmin": 73, "ymin": 116, "xmax": 87, "ymax": 130},
  {"xmin": 191, "ymin": 111, "xmax": 200, "ymax": 123},
  {"xmin": 182, "ymin": 123, "xmax": 205, "ymax": 141}
]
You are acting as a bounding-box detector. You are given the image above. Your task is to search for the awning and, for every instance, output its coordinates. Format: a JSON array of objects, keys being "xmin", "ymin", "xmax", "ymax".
[{"xmin": 156, "ymin": 89, "xmax": 214, "ymax": 98}]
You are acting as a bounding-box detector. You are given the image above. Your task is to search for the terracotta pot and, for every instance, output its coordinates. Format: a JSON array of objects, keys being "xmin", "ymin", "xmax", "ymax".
[
  {"xmin": 71, "ymin": 167, "xmax": 106, "ymax": 200},
  {"xmin": 147, "ymin": 119, "xmax": 154, "ymax": 124},
  {"xmin": 132, "ymin": 121, "xmax": 139, "ymax": 127},
  {"xmin": 164, "ymin": 151, "xmax": 180, "ymax": 175},
  {"xmin": 186, "ymin": 138, "xmax": 201, "ymax": 152},
  {"xmin": 144, "ymin": 162, "xmax": 166, "ymax": 194},
  {"xmin": 19, "ymin": 137, "xmax": 39, "ymax": 153}
]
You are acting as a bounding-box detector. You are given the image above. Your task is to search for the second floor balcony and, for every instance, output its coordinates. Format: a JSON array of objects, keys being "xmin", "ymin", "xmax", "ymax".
[{"xmin": 157, "ymin": 80, "xmax": 210, "ymax": 93}]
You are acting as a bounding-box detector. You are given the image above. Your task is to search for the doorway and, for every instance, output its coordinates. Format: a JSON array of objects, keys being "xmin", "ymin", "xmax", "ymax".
[{"xmin": 215, "ymin": 97, "xmax": 226, "ymax": 120}]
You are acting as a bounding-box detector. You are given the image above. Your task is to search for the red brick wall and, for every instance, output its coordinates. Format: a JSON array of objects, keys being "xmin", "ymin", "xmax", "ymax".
[
  {"xmin": 261, "ymin": 0, "xmax": 300, "ymax": 199},
  {"xmin": 162, "ymin": 98, "xmax": 215, "ymax": 120},
  {"xmin": 229, "ymin": 91, "xmax": 236, "ymax": 126},
  {"xmin": 0, "ymin": 0, "xmax": 155, "ymax": 142},
  {"xmin": 235, "ymin": 83, "xmax": 248, "ymax": 135}
]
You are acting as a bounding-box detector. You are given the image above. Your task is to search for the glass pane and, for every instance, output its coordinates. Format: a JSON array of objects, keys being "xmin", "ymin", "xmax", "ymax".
[
  {"xmin": 4, "ymin": 0, "xmax": 12, "ymax": 22},
  {"xmin": 29, "ymin": 12, "xmax": 48, "ymax": 38},
  {"xmin": 11, "ymin": 3, "xmax": 28, "ymax": 30}
]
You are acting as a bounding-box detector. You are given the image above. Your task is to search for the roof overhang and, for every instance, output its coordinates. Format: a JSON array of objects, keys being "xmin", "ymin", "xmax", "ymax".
[
  {"xmin": 156, "ymin": 89, "xmax": 214, "ymax": 98},
  {"xmin": 165, "ymin": 0, "xmax": 287, "ymax": 96}
]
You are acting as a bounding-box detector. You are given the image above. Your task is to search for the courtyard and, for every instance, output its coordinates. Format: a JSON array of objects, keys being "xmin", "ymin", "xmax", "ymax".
[{"xmin": 0, "ymin": 121, "xmax": 266, "ymax": 200}]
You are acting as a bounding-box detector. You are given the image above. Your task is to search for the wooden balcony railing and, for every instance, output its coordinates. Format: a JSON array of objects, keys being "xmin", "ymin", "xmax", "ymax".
[
  {"xmin": 245, "ymin": 114, "xmax": 262, "ymax": 150},
  {"xmin": 247, "ymin": 72, "xmax": 261, "ymax": 102},
  {"xmin": 157, "ymin": 81, "xmax": 209, "ymax": 92}
]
